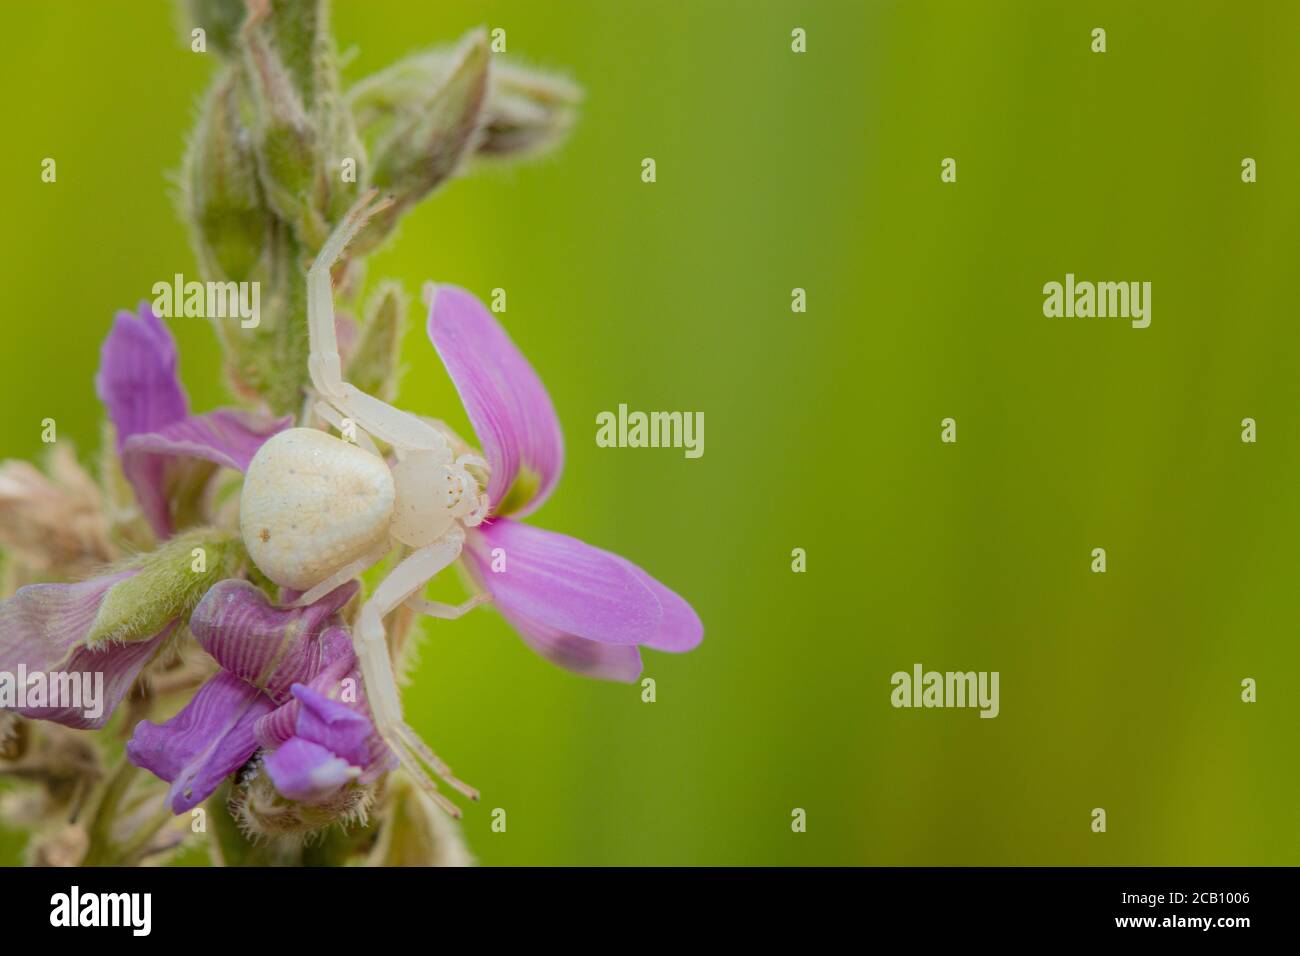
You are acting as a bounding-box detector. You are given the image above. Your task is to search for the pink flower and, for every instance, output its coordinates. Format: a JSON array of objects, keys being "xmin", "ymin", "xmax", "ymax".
[
  {"xmin": 1, "ymin": 306, "xmax": 290, "ymax": 732},
  {"xmin": 0, "ymin": 570, "xmax": 171, "ymax": 729},
  {"xmin": 96, "ymin": 302, "xmax": 291, "ymax": 538},
  {"xmin": 127, "ymin": 580, "xmax": 394, "ymax": 813},
  {"xmin": 427, "ymin": 287, "xmax": 702, "ymax": 682}
]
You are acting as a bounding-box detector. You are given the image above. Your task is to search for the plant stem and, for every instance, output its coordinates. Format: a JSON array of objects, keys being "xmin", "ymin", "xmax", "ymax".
[{"xmin": 79, "ymin": 756, "xmax": 138, "ymax": 866}]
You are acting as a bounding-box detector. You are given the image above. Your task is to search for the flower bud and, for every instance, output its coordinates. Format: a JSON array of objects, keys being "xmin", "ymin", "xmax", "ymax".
[
  {"xmin": 179, "ymin": 0, "xmax": 247, "ymax": 58},
  {"xmin": 349, "ymin": 45, "xmax": 581, "ymax": 165},
  {"xmin": 345, "ymin": 280, "xmax": 406, "ymax": 402},
  {"xmin": 0, "ymin": 713, "xmax": 26, "ymax": 760},
  {"xmin": 184, "ymin": 68, "xmax": 272, "ymax": 282},
  {"xmin": 86, "ymin": 530, "xmax": 244, "ymax": 648},
  {"xmin": 478, "ymin": 60, "xmax": 582, "ymax": 160},
  {"xmin": 350, "ymin": 29, "xmax": 489, "ymax": 252},
  {"xmin": 240, "ymin": 1, "xmax": 326, "ymax": 246}
]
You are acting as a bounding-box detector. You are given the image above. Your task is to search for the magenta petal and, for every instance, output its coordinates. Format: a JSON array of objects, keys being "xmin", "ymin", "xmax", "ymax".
[
  {"xmin": 0, "ymin": 571, "xmax": 171, "ymax": 729},
  {"xmin": 265, "ymin": 738, "xmax": 357, "ymax": 804},
  {"xmin": 467, "ymin": 519, "xmax": 661, "ymax": 645},
  {"xmin": 122, "ymin": 408, "xmax": 293, "ymax": 537},
  {"xmin": 123, "ymin": 408, "xmax": 292, "ymax": 474},
  {"xmin": 254, "ymin": 698, "xmax": 298, "ymax": 751},
  {"xmin": 253, "ymin": 648, "xmax": 354, "ymax": 750},
  {"xmin": 427, "ymin": 285, "xmax": 563, "ymax": 516},
  {"xmin": 299, "ymin": 658, "xmax": 395, "ymax": 781},
  {"xmin": 613, "ymin": 558, "xmax": 703, "ymax": 653},
  {"xmin": 290, "ymin": 683, "xmax": 371, "ymax": 766},
  {"xmin": 506, "ymin": 611, "xmax": 644, "ymax": 682},
  {"xmin": 127, "ymin": 671, "xmax": 273, "ymax": 813},
  {"xmin": 0, "ymin": 573, "xmax": 126, "ymax": 672},
  {"xmin": 305, "ymin": 660, "xmax": 396, "ymax": 782},
  {"xmin": 190, "ymin": 581, "xmax": 358, "ymax": 704},
  {"xmin": 95, "ymin": 302, "xmax": 188, "ymax": 452}
]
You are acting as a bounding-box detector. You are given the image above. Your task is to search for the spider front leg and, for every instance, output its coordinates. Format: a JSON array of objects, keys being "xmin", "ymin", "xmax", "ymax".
[
  {"xmin": 352, "ymin": 525, "xmax": 479, "ymax": 815},
  {"xmin": 312, "ymin": 399, "xmax": 381, "ymax": 457},
  {"xmin": 406, "ymin": 593, "xmax": 492, "ymax": 620},
  {"xmin": 305, "ymin": 189, "xmax": 389, "ymax": 403},
  {"xmin": 307, "ymin": 191, "xmax": 449, "ymax": 454}
]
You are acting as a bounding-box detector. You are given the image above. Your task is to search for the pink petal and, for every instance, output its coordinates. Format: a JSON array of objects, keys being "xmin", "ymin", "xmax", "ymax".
[
  {"xmin": 466, "ymin": 519, "xmax": 661, "ymax": 646},
  {"xmin": 122, "ymin": 408, "xmax": 293, "ymax": 538},
  {"xmin": 427, "ymin": 285, "xmax": 563, "ymax": 516},
  {"xmin": 254, "ymin": 697, "xmax": 298, "ymax": 751},
  {"xmin": 123, "ymin": 408, "xmax": 293, "ymax": 473},
  {"xmin": 129, "ymin": 585, "xmax": 381, "ymax": 811},
  {"xmin": 127, "ymin": 671, "xmax": 272, "ymax": 813},
  {"xmin": 264, "ymin": 738, "xmax": 356, "ymax": 804},
  {"xmin": 262, "ymin": 682, "xmax": 377, "ymax": 805},
  {"xmin": 504, "ymin": 611, "xmax": 644, "ymax": 683},
  {"xmin": 94, "ymin": 303, "xmax": 291, "ymax": 538},
  {"xmin": 0, "ymin": 571, "xmax": 172, "ymax": 729},
  {"xmin": 257, "ymin": 661, "xmax": 396, "ymax": 799},
  {"xmin": 189, "ymin": 580, "xmax": 358, "ymax": 704},
  {"xmin": 95, "ymin": 302, "xmax": 188, "ymax": 451},
  {"xmin": 313, "ymin": 662, "xmax": 396, "ymax": 783},
  {"xmin": 254, "ymin": 649, "xmax": 356, "ymax": 751},
  {"xmin": 290, "ymin": 683, "xmax": 371, "ymax": 766},
  {"xmin": 613, "ymin": 557, "xmax": 703, "ymax": 653}
]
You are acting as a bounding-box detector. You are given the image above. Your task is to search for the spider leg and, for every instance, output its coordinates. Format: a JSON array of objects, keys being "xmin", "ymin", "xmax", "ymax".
[
  {"xmin": 312, "ymin": 399, "xmax": 381, "ymax": 458},
  {"xmin": 405, "ymin": 593, "xmax": 491, "ymax": 620},
  {"xmin": 305, "ymin": 189, "xmax": 390, "ymax": 401},
  {"xmin": 307, "ymin": 192, "xmax": 451, "ymax": 456},
  {"xmin": 289, "ymin": 541, "xmax": 389, "ymax": 608},
  {"xmin": 352, "ymin": 526, "xmax": 479, "ymax": 813}
]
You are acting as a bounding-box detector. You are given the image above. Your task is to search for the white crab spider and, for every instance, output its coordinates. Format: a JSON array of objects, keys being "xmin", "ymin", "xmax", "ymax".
[{"xmin": 239, "ymin": 191, "xmax": 490, "ymax": 817}]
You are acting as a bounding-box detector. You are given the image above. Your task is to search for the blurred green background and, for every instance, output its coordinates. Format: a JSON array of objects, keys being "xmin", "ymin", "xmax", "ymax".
[{"xmin": 3, "ymin": 0, "xmax": 1300, "ymax": 865}]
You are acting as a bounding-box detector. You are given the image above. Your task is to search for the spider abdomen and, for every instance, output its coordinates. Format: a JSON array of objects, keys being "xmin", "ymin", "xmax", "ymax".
[{"xmin": 240, "ymin": 427, "xmax": 395, "ymax": 590}]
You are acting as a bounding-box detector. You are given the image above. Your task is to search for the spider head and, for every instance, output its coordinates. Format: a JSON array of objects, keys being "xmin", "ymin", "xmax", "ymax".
[{"xmin": 390, "ymin": 448, "xmax": 488, "ymax": 547}]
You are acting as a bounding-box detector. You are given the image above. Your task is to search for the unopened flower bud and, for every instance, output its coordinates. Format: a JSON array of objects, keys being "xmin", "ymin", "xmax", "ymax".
[
  {"xmin": 349, "ymin": 44, "xmax": 581, "ymax": 166},
  {"xmin": 346, "ymin": 281, "xmax": 406, "ymax": 402},
  {"xmin": 241, "ymin": 0, "xmax": 326, "ymax": 246},
  {"xmin": 478, "ymin": 60, "xmax": 582, "ymax": 160},
  {"xmin": 179, "ymin": 0, "xmax": 247, "ymax": 58},
  {"xmin": 184, "ymin": 68, "xmax": 272, "ymax": 282},
  {"xmin": 350, "ymin": 29, "xmax": 489, "ymax": 251},
  {"xmin": 86, "ymin": 529, "xmax": 244, "ymax": 647},
  {"xmin": 0, "ymin": 713, "xmax": 25, "ymax": 760}
]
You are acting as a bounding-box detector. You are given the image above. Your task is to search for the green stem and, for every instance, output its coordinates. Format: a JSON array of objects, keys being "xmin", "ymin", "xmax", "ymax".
[
  {"xmin": 79, "ymin": 756, "xmax": 139, "ymax": 866},
  {"xmin": 114, "ymin": 805, "xmax": 177, "ymax": 865}
]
